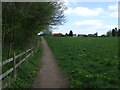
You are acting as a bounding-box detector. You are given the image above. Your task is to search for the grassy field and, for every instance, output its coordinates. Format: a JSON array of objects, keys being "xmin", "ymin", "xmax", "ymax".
[{"xmin": 45, "ymin": 36, "xmax": 119, "ymax": 88}]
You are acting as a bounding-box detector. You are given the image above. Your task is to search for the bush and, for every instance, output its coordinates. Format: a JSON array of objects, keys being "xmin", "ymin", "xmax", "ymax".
[{"xmin": 6, "ymin": 46, "xmax": 42, "ymax": 88}]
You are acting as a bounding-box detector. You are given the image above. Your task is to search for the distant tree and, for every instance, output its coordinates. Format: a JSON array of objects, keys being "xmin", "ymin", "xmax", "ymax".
[
  {"xmin": 68, "ymin": 30, "xmax": 73, "ymax": 36},
  {"xmin": 112, "ymin": 29, "xmax": 116, "ymax": 37},
  {"xmin": 101, "ymin": 34, "xmax": 106, "ymax": 37},
  {"xmin": 106, "ymin": 30, "xmax": 112, "ymax": 36},
  {"xmin": 118, "ymin": 29, "xmax": 120, "ymax": 36},
  {"xmin": 115, "ymin": 27, "xmax": 118, "ymax": 36},
  {"xmin": 65, "ymin": 33, "xmax": 68, "ymax": 36},
  {"xmin": 115, "ymin": 27, "xmax": 117, "ymax": 31}
]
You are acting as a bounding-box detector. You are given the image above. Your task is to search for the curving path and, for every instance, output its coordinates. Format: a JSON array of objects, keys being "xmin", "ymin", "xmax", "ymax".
[{"xmin": 33, "ymin": 37, "xmax": 67, "ymax": 88}]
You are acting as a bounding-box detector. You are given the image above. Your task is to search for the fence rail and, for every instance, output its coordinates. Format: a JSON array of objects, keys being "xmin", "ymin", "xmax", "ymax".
[{"xmin": 0, "ymin": 46, "xmax": 36, "ymax": 81}]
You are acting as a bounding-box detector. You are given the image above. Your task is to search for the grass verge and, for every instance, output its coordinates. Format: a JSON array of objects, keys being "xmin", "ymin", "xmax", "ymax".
[{"xmin": 6, "ymin": 45, "xmax": 42, "ymax": 88}]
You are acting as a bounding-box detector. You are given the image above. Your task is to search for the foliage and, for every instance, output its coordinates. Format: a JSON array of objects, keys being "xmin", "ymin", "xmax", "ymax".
[
  {"xmin": 112, "ymin": 29, "xmax": 117, "ymax": 37},
  {"xmin": 118, "ymin": 29, "xmax": 120, "ymax": 36},
  {"xmin": 106, "ymin": 30, "xmax": 112, "ymax": 36},
  {"xmin": 68, "ymin": 30, "xmax": 73, "ymax": 36},
  {"xmin": 43, "ymin": 29, "xmax": 52, "ymax": 35},
  {"xmin": 2, "ymin": 2, "xmax": 66, "ymax": 58},
  {"xmin": 45, "ymin": 36, "xmax": 119, "ymax": 88},
  {"xmin": 106, "ymin": 27, "xmax": 119, "ymax": 37},
  {"xmin": 65, "ymin": 33, "xmax": 68, "ymax": 36},
  {"xmin": 6, "ymin": 46, "xmax": 42, "ymax": 88}
]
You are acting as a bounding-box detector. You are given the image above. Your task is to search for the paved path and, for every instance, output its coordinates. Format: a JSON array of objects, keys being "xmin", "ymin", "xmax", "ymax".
[{"xmin": 33, "ymin": 37, "xmax": 67, "ymax": 88}]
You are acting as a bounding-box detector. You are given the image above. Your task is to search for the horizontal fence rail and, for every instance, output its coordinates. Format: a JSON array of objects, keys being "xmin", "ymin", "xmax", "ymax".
[
  {"xmin": 0, "ymin": 68, "xmax": 13, "ymax": 80},
  {"xmin": 2, "ymin": 58, "xmax": 13, "ymax": 66},
  {"xmin": 0, "ymin": 46, "xmax": 36, "ymax": 81}
]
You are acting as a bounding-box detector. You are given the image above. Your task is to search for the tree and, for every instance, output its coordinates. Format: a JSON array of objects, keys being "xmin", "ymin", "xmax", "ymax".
[
  {"xmin": 65, "ymin": 33, "xmax": 68, "ymax": 36},
  {"xmin": 106, "ymin": 30, "xmax": 112, "ymax": 36},
  {"xmin": 2, "ymin": 2, "xmax": 66, "ymax": 57},
  {"xmin": 112, "ymin": 28, "xmax": 118, "ymax": 37},
  {"xmin": 112, "ymin": 29, "xmax": 116, "ymax": 37},
  {"xmin": 68, "ymin": 30, "xmax": 73, "ymax": 36},
  {"xmin": 101, "ymin": 34, "xmax": 106, "ymax": 37},
  {"xmin": 118, "ymin": 29, "xmax": 120, "ymax": 36},
  {"xmin": 114, "ymin": 27, "xmax": 118, "ymax": 36},
  {"xmin": 115, "ymin": 27, "xmax": 117, "ymax": 30}
]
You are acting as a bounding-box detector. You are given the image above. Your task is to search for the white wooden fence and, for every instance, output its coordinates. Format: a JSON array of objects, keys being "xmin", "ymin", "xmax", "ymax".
[{"xmin": 0, "ymin": 46, "xmax": 36, "ymax": 81}]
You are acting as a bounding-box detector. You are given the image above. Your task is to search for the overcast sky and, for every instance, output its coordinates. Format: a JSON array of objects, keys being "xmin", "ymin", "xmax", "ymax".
[{"xmin": 53, "ymin": 0, "xmax": 119, "ymax": 36}]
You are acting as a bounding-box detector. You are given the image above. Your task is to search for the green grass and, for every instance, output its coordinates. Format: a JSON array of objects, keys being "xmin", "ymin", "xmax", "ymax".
[
  {"xmin": 45, "ymin": 36, "xmax": 119, "ymax": 88},
  {"xmin": 6, "ymin": 45, "xmax": 42, "ymax": 88},
  {"xmin": 2, "ymin": 36, "xmax": 41, "ymax": 88}
]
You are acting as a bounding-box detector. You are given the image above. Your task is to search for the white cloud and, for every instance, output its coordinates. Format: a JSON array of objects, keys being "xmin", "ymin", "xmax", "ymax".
[
  {"xmin": 73, "ymin": 20, "xmax": 104, "ymax": 35},
  {"xmin": 104, "ymin": 25, "xmax": 118, "ymax": 30},
  {"xmin": 103, "ymin": 11, "xmax": 118, "ymax": 18},
  {"xmin": 55, "ymin": 3, "xmax": 118, "ymax": 35},
  {"xmin": 109, "ymin": 11, "xmax": 118, "ymax": 18},
  {"xmin": 75, "ymin": 20, "xmax": 103, "ymax": 26},
  {"xmin": 64, "ymin": 7, "xmax": 104, "ymax": 17},
  {"xmin": 105, "ymin": 3, "xmax": 118, "ymax": 18},
  {"xmin": 64, "ymin": 3, "xmax": 119, "ymax": 18},
  {"xmin": 53, "ymin": 20, "xmax": 117, "ymax": 36},
  {"xmin": 108, "ymin": 3, "xmax": 118, "ymax": 11},
  {"xmin": 74, "ymin": 20, "xmax": 117, "ymax": 35}
]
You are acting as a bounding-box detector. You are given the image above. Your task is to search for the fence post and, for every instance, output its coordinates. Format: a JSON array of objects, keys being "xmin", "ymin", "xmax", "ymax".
[{"xmin": 13, "ymin": 52, "xmax": 16, "ymax": 80}]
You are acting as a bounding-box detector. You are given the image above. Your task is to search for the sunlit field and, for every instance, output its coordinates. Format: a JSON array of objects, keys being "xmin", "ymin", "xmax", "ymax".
[{"xmin": 45, "ymin": 36, "xmax": 118, "ymax": 88}]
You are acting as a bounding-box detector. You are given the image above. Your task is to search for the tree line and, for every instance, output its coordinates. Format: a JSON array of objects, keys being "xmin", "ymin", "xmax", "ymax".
[
  {"xmin": 106, "ymin": 27, "xmax": 120, "ymax": 37},
  {"xmin": 65, "ymin": 28, "xmax": 120, "ymax": 37},
  {"xmin": 2, "ymin": 2, "xmax": 66, "ymax": 58}
]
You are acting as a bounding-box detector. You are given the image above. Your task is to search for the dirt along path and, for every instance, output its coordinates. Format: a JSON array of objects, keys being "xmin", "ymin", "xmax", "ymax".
[{"xmin": 33, "ymin": 37, "xmax": 68, "ymax": 88}]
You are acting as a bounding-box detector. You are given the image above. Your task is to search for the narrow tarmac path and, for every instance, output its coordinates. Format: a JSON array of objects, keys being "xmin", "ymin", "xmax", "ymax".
[{"xmin": 33, "ymin": 37, "xmax": 67, "ymax": 88}]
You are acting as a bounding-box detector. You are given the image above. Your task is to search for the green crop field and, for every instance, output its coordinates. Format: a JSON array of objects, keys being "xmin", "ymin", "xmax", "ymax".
[{"xmin": 45, "ymin": 36, "xmax": 119, "ymax": 88}]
